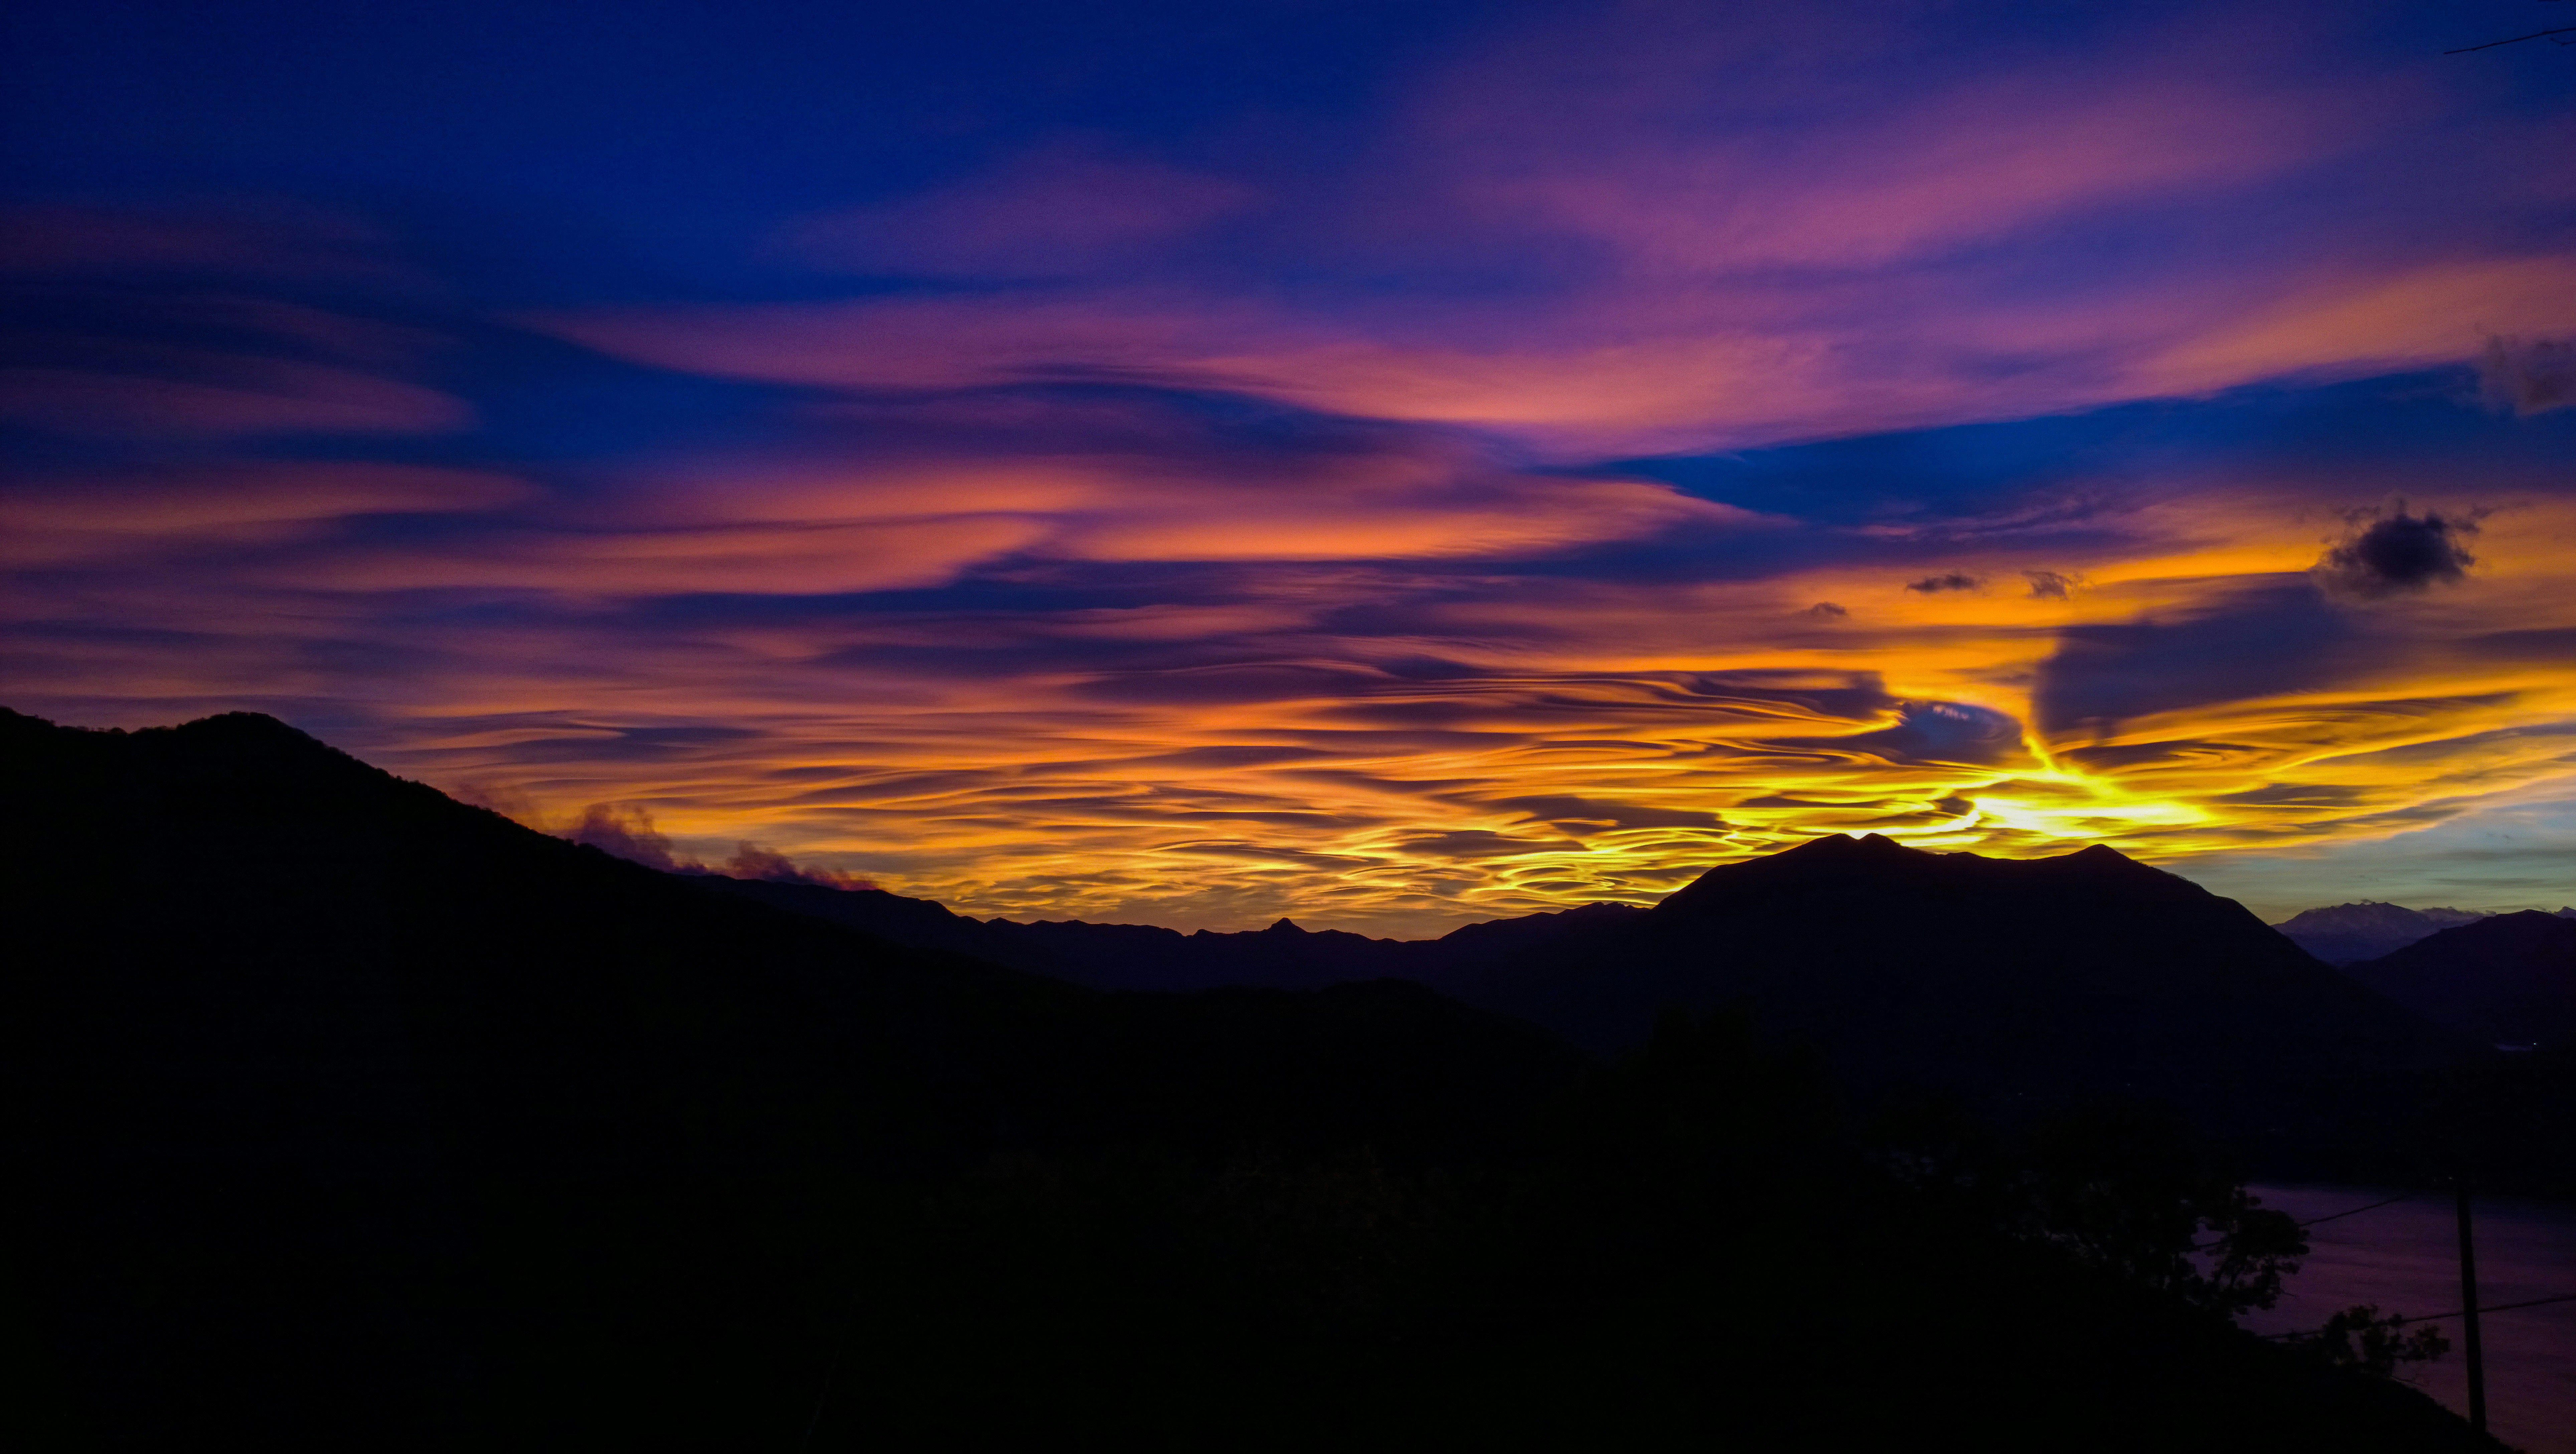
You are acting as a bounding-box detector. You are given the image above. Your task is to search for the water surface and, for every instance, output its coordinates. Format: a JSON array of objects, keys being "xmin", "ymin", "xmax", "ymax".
[{"xmin": 2242, "ymin": 1184, "xmax": 2576, "ymax": 1454}]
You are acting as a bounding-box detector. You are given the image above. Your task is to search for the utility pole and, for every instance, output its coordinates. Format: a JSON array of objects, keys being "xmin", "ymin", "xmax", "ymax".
[{"xmin": 2455, "ymin": 1179, "xmax": 2487, "ymax": 1435}]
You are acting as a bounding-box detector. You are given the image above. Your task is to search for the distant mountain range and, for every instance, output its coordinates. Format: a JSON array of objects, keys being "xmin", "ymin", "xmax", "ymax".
[
  {"xmin": 2270, "ymin": 901, "xmax": 2563, "ymax": 966},
  {"xmin": 698, "ymin": 872, "xmax": 1646, "ymax": 991},
  {"xmin": 711, "ymin": 856, "xmax": 2576, "ymax": 1072},
  {"xmin": 706, "ymin": 818, "xmax": 2467, "ymax": 1131}
]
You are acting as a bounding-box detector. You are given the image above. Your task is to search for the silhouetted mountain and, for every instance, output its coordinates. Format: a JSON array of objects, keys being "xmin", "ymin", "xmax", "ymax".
[
  {"xmin": 1443, "ymin": 834, "xmax": 2466, "ymax": 1133},
  {"xmin": 2273, "ymin": 901, "xmax": 2491, "ymax": 966},
  {"xmin": 0, "ymin": 707, "xmax": 1572, "ymax": 1445},
  {"xmin": 700, "ymin": 873, "xmax": 1648, "ymax": 990},
  {"xmin": 2346, "ymin": 911, "xmax": 2576, "ymax": 1049},
  {"xmin": 0, "ymin": 709, "xmax": 2508, "ymax": 1451},
  {"xmin": 714, "ymin": 837, "xmax": 2482, "ymax": 1149}
]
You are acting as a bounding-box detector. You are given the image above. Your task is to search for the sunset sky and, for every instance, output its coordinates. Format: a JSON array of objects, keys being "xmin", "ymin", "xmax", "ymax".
[{"xmin": 5, "ymin": 0, "xmax": 2572, "ymax": 934}]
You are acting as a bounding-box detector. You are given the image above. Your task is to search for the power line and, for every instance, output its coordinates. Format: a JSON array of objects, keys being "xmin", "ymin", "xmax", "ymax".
[
  {"xmin": 2296, "ymin": 1192, "xmax": 2411, "ymax": 1228},
  {"xmin": 2452, "ymin": 1293, "xmax": 2576, "ymax": 1319},
  {"xmin": 2192, "ymin": 1191, "xmax": 2412, "ymax": 1252},
  {"xmin": 2445, "ymin": 25, "xmax": 2576, "ymax": 53},
  {"xmin": 2261, "ymin": 1292, "xmax": 2576, "ymax": 1341}
]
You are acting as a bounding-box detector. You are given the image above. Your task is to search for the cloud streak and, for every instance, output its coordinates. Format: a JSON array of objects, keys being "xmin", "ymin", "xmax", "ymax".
[
  {"xmin": 534, "ymin": 9, "xmax": 2576, "ymax": 459},
  {"xmin": 4, "ymin": 3, "xmax": 2574, "ymax": 932}
]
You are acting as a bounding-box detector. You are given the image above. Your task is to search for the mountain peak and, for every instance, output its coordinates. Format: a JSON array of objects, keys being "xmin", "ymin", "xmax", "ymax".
[
  {"xmin": 180, "ymin": 709, "xmax": 305, "ymax": 735},
  {"xmin": 2055, "ymin": 842, "xmax": 2168, "ymax": 878},
  {"xmin": 157, "ymin": 710, "xmax": 337, "ymax": 755},
  {"xmin": 1781, "ymin": 831, "xmax": 1911, "ymax": 858},
  {"xmin": 2270, "ymin": 900, "xmax": 2480, "ymax": 966},
  {"xmin": 2, "ymin": 705, "xmax": 324, "ymax": 751},
  {"xmin": 1264, "ymin": 916, "xmax": 1306, "ymax": 934}
]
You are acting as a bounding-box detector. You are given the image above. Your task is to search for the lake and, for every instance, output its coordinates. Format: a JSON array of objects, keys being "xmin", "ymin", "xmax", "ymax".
[{"xmin": 2241, "ymin": 1184, "xmax": 2576, "ymax": 1454}]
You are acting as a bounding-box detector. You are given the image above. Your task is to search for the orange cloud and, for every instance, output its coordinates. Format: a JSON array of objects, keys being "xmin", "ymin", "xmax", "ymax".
[
  {"xmin": 52, "ymin": 480, "xmax": 2529, "ymax": 937},
  {"xmin": 8, "ymin": 8, "xmax": 2574, "ymax": 934},
  {"xmin": 522, "ymin": 420, "xmax": 1756, "ymax": 585},
  {"xmin": 23, "ymin": 428, "xmax": 2564, "ymax": 937}
]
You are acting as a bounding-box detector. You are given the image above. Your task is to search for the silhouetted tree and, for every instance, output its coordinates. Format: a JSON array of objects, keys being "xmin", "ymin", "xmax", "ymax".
[{"xmin": 2295, "ymin": 1306, "xmax": 2452, "ymax": 1378}]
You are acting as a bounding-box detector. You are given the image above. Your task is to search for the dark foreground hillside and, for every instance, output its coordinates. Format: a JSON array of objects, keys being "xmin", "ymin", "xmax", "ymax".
[
  {"xmin": 0, "ymin": 709, "xmax": 2504, "ymax": 1450},
  {"xmin": 699, "ymin": 870, "xmax": 1643, "ymax": 991},
  {"xmin": 2349, "ymin": 911, "xmax": 2576, "ymax": 1049}
]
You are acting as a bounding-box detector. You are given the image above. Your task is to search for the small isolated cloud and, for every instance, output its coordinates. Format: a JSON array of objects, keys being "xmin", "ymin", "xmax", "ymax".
[
  {"xmin": 2481, "ymin": 336, "xmax": 2574, "ymax": 417},
  {"xmin": 562, "ymin": 803, "xmax": 874, "ymax": 887},
  {"xmin": 1904, "ymin": 572, "xmax": 1982, "ymax": 594},
  {"xmin": 564, "ymin": 802, "xmax": 681, "ymax": 871},
  {"xmin": 2315, "ymin": 506, "xmax": 2477, "ymax": 598},
  {"xmin": 1804, "ymin": 601, "xmax": 1848, "ymax": 617},
  {"xmin": 2022, "ymin": 570, "xmax": 2080, "ymax": 600}
]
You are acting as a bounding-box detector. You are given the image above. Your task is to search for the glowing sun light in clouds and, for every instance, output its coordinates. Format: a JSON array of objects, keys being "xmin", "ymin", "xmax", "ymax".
[{"xmin": 2, "ymin": 0, "xmax": 2573, "ymax": 932}]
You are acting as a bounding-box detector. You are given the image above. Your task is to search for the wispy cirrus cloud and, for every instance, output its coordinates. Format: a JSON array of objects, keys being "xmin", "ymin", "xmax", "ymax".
[
  {"xmin": 537, "ymin": 5, "xmax": 2575, "ymax": 458},
  {"xmin": 5, "ymin": 2, "xmax": 2575, "ymax": 932}
]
